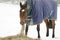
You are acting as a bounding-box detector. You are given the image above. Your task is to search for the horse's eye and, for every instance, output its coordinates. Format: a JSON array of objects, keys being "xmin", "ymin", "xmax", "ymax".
[{"xmin": 22, "ymin": 9, "xmax": 25, "ymax": 12}]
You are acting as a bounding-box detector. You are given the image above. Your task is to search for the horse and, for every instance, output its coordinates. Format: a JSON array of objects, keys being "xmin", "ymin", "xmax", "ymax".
[{"xmin": 20, "ymin": 0, "xmax": 56, "ymax": 39}]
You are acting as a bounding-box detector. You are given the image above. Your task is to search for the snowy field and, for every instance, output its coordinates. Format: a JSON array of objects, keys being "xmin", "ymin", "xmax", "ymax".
[{"xmin": 0, "ymin": 3, "xmax": 60, "ymax": 40}]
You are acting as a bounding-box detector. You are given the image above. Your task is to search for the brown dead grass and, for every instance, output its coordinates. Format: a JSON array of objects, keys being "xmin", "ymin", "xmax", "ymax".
[{"xmin": 0, "ymin": 34, "xmax": 40, "ymax": 40}]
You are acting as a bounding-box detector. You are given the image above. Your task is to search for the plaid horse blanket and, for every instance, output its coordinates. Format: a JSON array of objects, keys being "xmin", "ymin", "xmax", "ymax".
[{"xmin": 25, "ymin": 0, "xmax": 57, "ymax": 25}]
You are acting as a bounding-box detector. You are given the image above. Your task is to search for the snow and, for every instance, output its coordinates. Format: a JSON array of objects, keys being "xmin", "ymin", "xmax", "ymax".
[{"xmin": 0, "ymin": 3, "xmax": 60, "ymax": 40}]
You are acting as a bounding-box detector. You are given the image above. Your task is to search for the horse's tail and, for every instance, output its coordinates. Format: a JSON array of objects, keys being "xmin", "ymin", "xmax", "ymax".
[{"xmin": 48, "ymin": 20, "xmax": 52, "ymax": 28}]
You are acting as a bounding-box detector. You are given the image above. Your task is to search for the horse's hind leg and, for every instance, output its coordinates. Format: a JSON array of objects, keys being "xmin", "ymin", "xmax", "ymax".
[
  {"xmin": 25, "ymin": 24, "xmax": 29, "ymax": 36},
  {"xmin": 51, "ymin": 20, "xmax": 55, "ymax": 38},
  {"xmin": 37, "ymin": 24, "xmax": 40, "ymax": 38},
  {"xmin": 44, "ymin": 19, "xmax": 49, "ymax": 37}
]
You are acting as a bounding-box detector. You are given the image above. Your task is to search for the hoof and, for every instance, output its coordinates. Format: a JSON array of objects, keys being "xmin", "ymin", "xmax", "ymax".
[
  {"xmin": 46, "ymin": 34, "xmax": 49, "ymax": 37},
  {"xmin": 25, "ymin": 33, "xmax": 27, "ymax": 36},
  {"xmin": 38, "ymin": 36, "xmax": 40, "ymax": 38},
  {"xmin": 25, "ymin": 35, "xmax": 27, "ymax": 37},
  {"xmin": 52, "ymin": 35, "xmax": 55, "ymax": 38}
]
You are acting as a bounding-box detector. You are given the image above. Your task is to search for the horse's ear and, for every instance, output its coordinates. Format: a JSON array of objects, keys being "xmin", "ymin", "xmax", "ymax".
[
  {"xmin": 26, "ymin": 1, "xmax": 27, "ymax": 6},
  {"xmin": 25, "ymin": 1, "xmax": 27, "ymax": 8},
  {"xmin": 20, "ymin": 2, "xmax": 22, "ymax": 8}
]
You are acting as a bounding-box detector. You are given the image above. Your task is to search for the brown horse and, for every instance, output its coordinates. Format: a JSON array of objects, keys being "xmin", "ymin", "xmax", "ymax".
[{"xmin": 20, "ymin": 2, "xmax": 55, "ymax": 39}]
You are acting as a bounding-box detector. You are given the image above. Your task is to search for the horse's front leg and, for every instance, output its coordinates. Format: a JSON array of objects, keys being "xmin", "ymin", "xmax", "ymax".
[
  {"xmin": 20, "ymin": 24, "xmax": 25, "ymax": 36},
  {"xmin": 51, "ymin": 20, "xmax": 55, "ymax": 38},
  {"xmin": 37, "ymin": 24, "xmax": 40, "ymax": 38},
  {"xmin": 44, "ymin": 19, "xmax": 49, "ymax": 37},
  {"xmin": 25, "ymin": 24, "xmax": 29, "ymax": 36}
]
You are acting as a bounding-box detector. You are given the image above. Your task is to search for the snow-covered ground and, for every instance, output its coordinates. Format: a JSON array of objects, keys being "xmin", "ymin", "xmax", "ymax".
[{"xmin": 0, "ymin": 3, "xmax": 60, "ymax": 40}]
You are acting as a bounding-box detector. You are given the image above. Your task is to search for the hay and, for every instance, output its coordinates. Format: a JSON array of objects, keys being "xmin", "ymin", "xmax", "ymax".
[{"xmin": 0, "ymin": 34, "xmax": 40, "ymax": 40}]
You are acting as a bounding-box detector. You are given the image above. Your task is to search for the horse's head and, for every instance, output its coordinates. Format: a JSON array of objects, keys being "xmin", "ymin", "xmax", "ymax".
[{"xmin": 20, "ymin": 2, "xmax": 27, "ymax": 25}]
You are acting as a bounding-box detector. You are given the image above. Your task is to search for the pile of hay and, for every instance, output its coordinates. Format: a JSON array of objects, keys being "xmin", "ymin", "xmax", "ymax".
[{"xmin": 0, "ymin": 34, "xmax": 40, "ymax": 40}]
